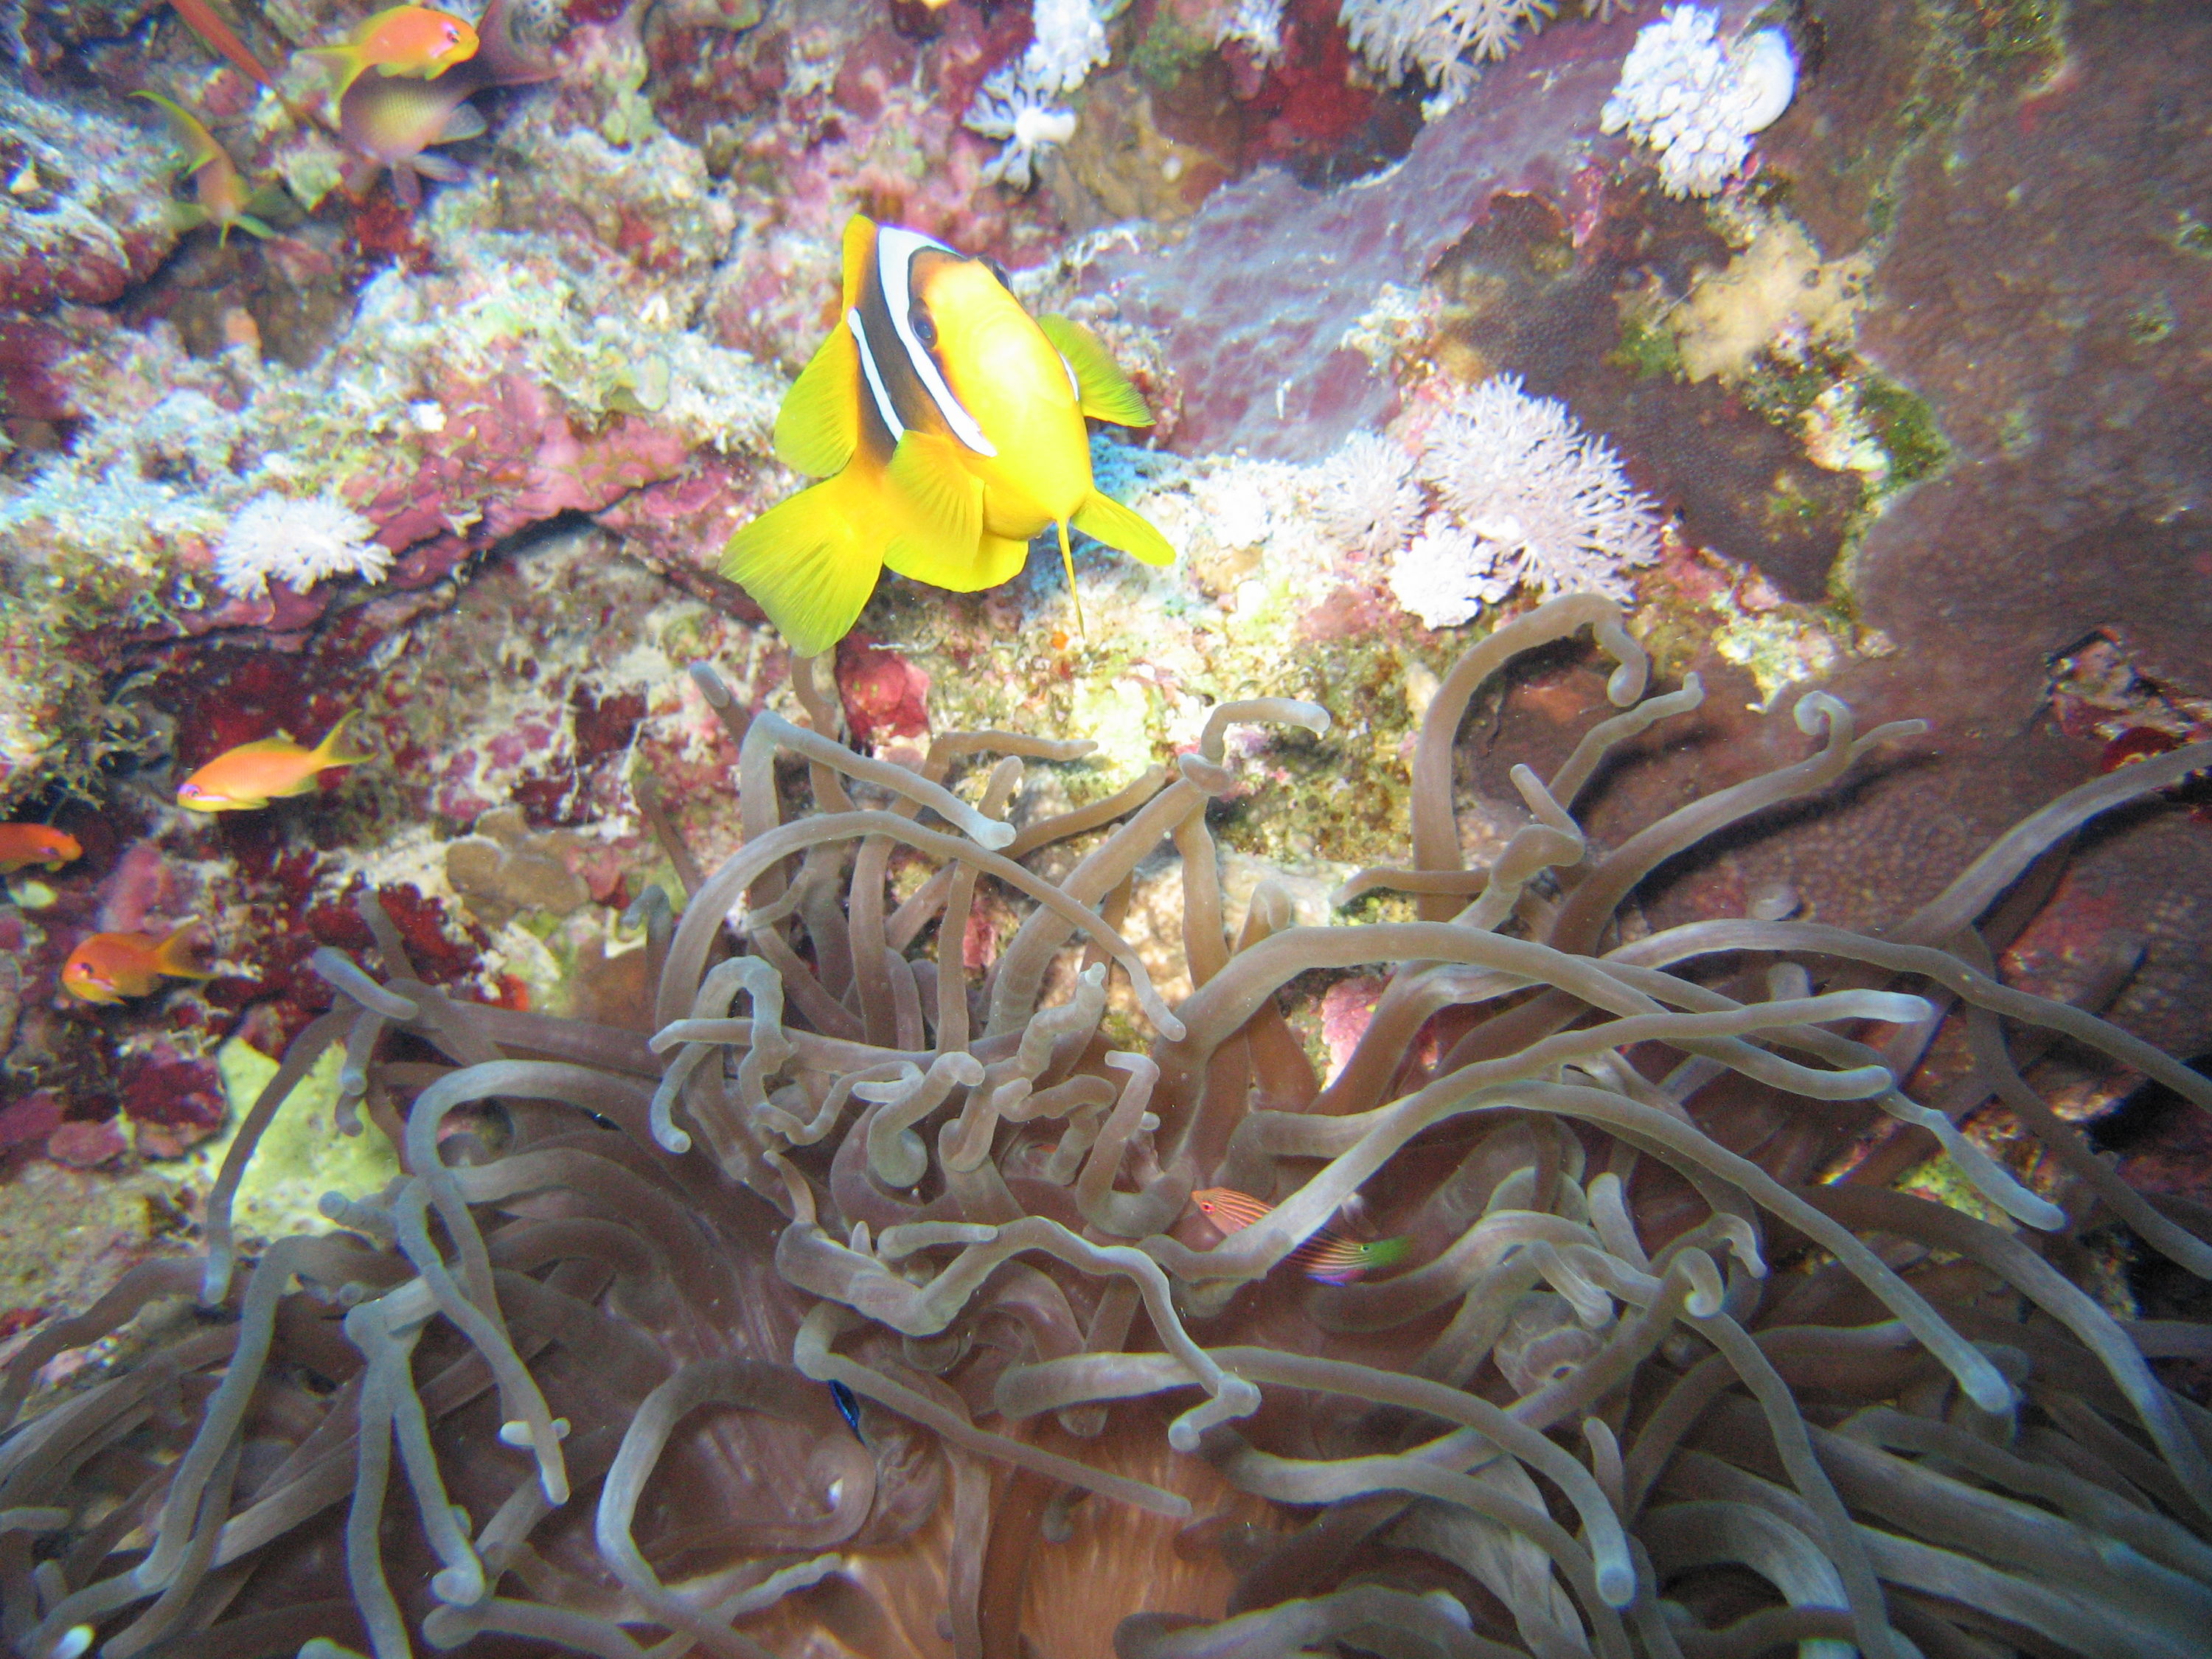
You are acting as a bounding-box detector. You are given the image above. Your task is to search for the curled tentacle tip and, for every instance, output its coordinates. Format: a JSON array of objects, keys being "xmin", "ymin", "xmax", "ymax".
[
  {"xmin": 1596, "ymin": 1563, "xmax": 1637, "ymax": 1608},
  {"xmin": 49, "ymin": 1627, "xmax": 94, "ymax": 1659},
  {"xmin": 431, "ymin": 1565, "xmax": 485, "ymax": 1605},
  {"xmin": 655, "ymin": 1127, "xmax": 693, "ymax": 1155},
  {"xmin": 973, "ymin": 821, "xmax": 1017, "ymax": 851}
]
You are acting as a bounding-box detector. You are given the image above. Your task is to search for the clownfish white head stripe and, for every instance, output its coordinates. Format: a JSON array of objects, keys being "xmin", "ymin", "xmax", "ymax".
[
  {"xmin": 847, "ymin": 306, "xmax": 905, "ymax": 445},
  {"xmin": 875, "ymin": 226, "xmax": 997, "ymax": 457}
]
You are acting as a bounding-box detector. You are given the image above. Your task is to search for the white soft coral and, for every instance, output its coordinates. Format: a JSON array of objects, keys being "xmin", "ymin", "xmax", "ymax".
[
  {"xmin": 1601, "ymin": 6, "xmax": 1797, "ymax": 198},
  {"xmin": 215, "ymin": 492, "xmax": 390, "ymax": 599},
  {"xmin": 1388, "ymin": 375, "xmax": 1661, "ymax": 626},
  {"xmin": 1339, "ymin": 0, "xmax": 1557, "ymax": 104},
  {"xmin": 964, "ymin": 0, "xmax": 1113, "ymax": 189}
]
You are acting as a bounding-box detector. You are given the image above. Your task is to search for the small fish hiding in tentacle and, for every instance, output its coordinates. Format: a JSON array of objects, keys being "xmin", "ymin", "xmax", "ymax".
[
  {"xmin": 1190, "ymin": 1188, "xmax": 1411, "ymax": 1284},
  {"xmin": 134, "ymin": 91, "xmax": 288, "ymax": 243},
  {"xmin": 0, "ymin": 824, "xmax": 81, "ymax": 876},
  {"xmin": 176, "ymin": 712, "xmax": 375, "ymax": 812},
  {"xmin": 828, "ymin": 1380, "xmax": 864, "ymax": 1441},
  {"xmin": 722, "ymin": 213, "xmax": 1175, "ymax": 657},
  {"xmin": 61, "ymin": 922, "xmax": 215, "ymax": 1004},
  {"xmin": 307, "ymin": 4, "xmax": 479, "ymax": 97}
]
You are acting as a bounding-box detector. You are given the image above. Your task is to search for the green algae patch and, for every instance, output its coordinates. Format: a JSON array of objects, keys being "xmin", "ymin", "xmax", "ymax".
[
  {"xmin": 175, "ymin": 1039, "xmax": 402, "ymax": 1249},
  {"xmin": 1854, "ymin": 373, "xmax": 1949, "ymax": 488}
]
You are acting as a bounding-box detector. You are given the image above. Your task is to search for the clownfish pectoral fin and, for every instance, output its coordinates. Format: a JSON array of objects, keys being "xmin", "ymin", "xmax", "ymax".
[
  {"xmin": 774, "ymin": 321, "xmax": 860, "ymax": 479},
  {"xmin": 1037, "ymin": 315, "xmax": 1154, "ymax": 428},
  {"xmin": 721, "ymin": 473, "xmax": 882, "ymax": 658},
  {"xmin": 878, "ymin": 432, "xmax": 988, "ymax": 590},
  {"xmin": 1071, "ymin": 490, "xmax": 1176, "ymax": 568}
]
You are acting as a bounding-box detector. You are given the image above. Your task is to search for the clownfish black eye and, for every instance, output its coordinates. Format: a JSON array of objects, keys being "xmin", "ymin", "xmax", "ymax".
[{"xmin": 908, "ymin": 304, "xmax": 937, "ymax": 349}]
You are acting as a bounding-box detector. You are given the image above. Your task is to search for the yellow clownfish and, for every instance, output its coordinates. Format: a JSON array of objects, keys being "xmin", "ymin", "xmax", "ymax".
[{"xmin": 722, "ymin": 215, "xmax": 1175, "ymax": 657}]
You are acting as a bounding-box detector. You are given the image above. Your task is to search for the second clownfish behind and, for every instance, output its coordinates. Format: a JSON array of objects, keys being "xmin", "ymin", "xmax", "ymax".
[{"xmin": 722, "ymin": 215, "xmax": 1175, "ymax": 657}]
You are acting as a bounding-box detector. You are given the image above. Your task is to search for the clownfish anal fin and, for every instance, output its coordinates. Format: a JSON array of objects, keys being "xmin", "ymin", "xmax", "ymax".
[
  {"xmin": 1037, "ymin": 314, "xmax": 1154, "ymax": 428},
  {"xmin": 775, "ymin": 322, "xmax": 860, "ymax": 478},
  {"xmin": 880, "ymin": 431, "xmax": 988, "ymax": 589},
  {"xmin": 1072, "ymin": 490, "xmax": 1176, "ymax": 568},
  {"xmin": 721, "ymin": 476, "xmax": 880, "ymax": 658}
]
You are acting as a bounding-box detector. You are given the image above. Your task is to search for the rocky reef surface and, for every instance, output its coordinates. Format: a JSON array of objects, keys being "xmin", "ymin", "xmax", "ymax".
[{"xmin": 0, "ymin": 0, "xmax": 2209, "ymax": 1646}]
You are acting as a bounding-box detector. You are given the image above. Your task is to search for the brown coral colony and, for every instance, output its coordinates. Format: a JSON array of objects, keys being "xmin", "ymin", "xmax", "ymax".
[{"xmin": 4, "ymin": 597, "xmax": 2211, "ymax": 1658}]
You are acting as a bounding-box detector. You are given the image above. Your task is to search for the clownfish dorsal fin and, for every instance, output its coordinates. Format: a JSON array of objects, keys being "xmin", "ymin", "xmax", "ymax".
[
  {"xmin": 1071, "ymin": 490, "xmax": 1176, "ymax": 569},
  {"xmin": 840, "ymin": 215, "xmax": 875, "ymax": 316},
  {"xmin": 774, "ymin": 321, "xmax": 860, "ymax": 478},
  {"xmin": 880, "ymin": 431, "xmax": 985, "ymax": 588},
  {"xmin": 1036, "ymin": 314, "xmax": 1154, "ymax": 428}
]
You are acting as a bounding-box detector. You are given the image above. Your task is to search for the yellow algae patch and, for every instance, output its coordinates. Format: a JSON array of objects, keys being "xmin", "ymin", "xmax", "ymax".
[
  {"xmin": 170, "ymin": 1038, "xmax": 401, "ymax": 1248},
  {"xmin": 1669, "ymin": 216, "xmax": 1868, "ymax": 383}
]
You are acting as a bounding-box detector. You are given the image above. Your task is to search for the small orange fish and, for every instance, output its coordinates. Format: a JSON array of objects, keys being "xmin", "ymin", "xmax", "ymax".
[
  {"xmin": 1191, "ymin": 1187, "xmax": 1410, "ymax": 1284},
  {"xmin": 176, "ymin": 712, "xmax": 375, "ymax": 813},
  {"xmin": 0, "ymin": 824, "xmax": 82, "ymax": 875},
  {"xmin": 134, "ymin": 91, "xmax": 288, "ymax": 245},
  {"xmin": 308, "ymin": 5, "xmax": 479, "ymax": 98},
  {"xmin": 61, "ymin": 922, "xmax": 215, "ymax": 1004}
]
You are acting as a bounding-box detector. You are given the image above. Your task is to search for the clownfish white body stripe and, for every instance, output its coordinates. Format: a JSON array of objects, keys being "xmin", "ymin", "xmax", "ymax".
[{"xmin": 722, "ymin": 214, "xmax": 1175, "ymax": 657}]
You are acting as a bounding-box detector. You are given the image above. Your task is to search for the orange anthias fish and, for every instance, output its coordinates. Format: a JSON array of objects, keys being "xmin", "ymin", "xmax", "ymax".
[
  {"xmin": 308, "ymin": 5, "xmax": 479, "ymax": 98},
  {"xmin": 0, "ymin": 824, "xmax": 82, "ymax": 875},
  {"xmin": 134, "ymin": 91, "xmax": 287, "ymax": 244},
  {"xmin": 722, "ymin": 214, "xmax": 1175, "ymax": 658},
  {"xmin": 176, "ymin": 712, "xmax": 375, "ymax": 812},
  {"xmin": 62, "ymin": 922, "xmax": 215, "ymax": 1004},
  {"xmin": 1191, "ymin": 1188, "xmax": 1411, "ymax": 1284}
]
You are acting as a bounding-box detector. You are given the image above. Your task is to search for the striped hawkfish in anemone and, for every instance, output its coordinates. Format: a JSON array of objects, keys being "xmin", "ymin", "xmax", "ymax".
[{"xmin": 6, "ymin": 594, "xmax": 2212, "ymax": 1659}]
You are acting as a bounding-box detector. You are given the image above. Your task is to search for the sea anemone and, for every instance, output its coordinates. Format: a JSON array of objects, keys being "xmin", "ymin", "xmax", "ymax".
[{"xmin": 5, "ymin": 595, "xmax": 2211, "ymax": 1658}]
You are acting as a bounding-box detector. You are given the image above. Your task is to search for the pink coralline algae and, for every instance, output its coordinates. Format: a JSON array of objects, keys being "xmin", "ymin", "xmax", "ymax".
[{"xmin": 347, "ymin": 372, "xmax": 696, "ymax": 574}]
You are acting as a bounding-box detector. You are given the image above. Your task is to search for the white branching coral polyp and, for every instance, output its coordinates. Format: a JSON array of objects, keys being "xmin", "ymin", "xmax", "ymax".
[
  {"xmin": 213, "ymin": 490, "xmax": 392, "ymax": 599},
  {"xmin": 1315, "ymin": 428, "xmax": 1425, "ymax": 561},
  {"xmin": 1601, "ymin": 5, "xmax": 1798, "ymax": 198},
  {"xmin": 1388, "ymin": 375, "xmax": 1661, "ymax": 626},
  {"xmin": 1339, "ymin": 0, "xmax": 1558, "ymax": 108},
  {"xmin": 964, "ymin": 0, "xmax": 1111, "ymax": 188}
]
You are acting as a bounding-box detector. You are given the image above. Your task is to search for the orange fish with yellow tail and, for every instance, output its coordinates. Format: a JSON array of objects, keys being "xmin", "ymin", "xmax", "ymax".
[
  {"xmin": 307, "ymin": 4, "xmax": 479, "ymax": 97},
  {"xmin": 176, "ymin": 712, "xmax": 375, "ymax": 813},
  {"xmin": 62, "ymin": 922, "xmax": 215, "ymax": 1004},
  {"xmin": 1192, "ymin": 1188, "xmax": 1411, "ymax": 1284},
  {"xmin": 722, "ymin": 214, "xmax": 1175, "ymax": 657},
  {"xmin": 0, "ymin": 824, "xmax": 82, "ymax": 876}
]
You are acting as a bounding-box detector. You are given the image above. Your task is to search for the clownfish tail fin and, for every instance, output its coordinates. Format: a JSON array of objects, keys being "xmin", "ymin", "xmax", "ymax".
[
  {"xmin": 1057, "ymin": 520, "xmax": 1085, "ymax": 640},
  {"xmin": 153, "ymin": 922, "xmax": 217, "ymax": 981},
  {"xmin": 721, "ymin": 473, "xmax": 882, "ymax": 659}
]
